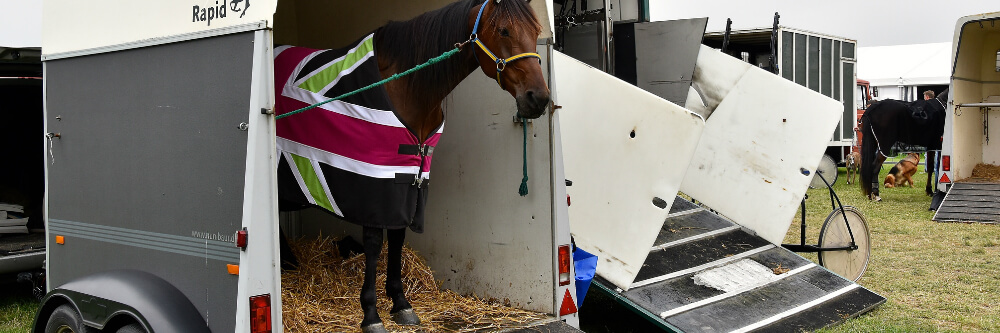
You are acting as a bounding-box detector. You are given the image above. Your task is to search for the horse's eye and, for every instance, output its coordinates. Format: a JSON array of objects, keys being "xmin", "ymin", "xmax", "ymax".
[{"xmin": 499, "ymin": 28, "xmax": 510, "ymax": 37}]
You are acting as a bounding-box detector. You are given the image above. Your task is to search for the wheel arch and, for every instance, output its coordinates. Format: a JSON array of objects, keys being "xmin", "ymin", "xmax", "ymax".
[{"xmin": 32, "ymin": 269, "xmax": 209, "ymax": 333}]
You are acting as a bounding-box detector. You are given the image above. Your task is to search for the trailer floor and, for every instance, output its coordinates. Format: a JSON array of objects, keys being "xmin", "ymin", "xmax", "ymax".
[
  {"xmin": 933, "ymin": 179, "xmax": 1000, "ymax": 223},
  {"xmin": 0, "ymin": 231, "xmax": 45, "ymax": 256},
  {"xmin": 591, "ymin": 196, "xmax": 885, "ymax": 332}
]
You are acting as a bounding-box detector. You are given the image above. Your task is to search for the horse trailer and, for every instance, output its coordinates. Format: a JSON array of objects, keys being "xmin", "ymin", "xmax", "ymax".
[
  {"xmin": 0, "ymin": 46, "xmax": 46, "ymax": 282},
  {"xmin": 36, "ymin": 1, "xmax": 587, "ymax": 332},
  {"xmin": 934, "ymin": 11, "xmax": 1000, "ymax": 223},
  {"xmin": 702, "ymin": 26, "xmax": 860, "ymax": 165}
]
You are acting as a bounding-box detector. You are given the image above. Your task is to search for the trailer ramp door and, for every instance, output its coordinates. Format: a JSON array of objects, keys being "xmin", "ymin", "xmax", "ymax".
[
  {"xmin": 592, "ymin": 196, "xmax": 885, "ymax": 332},
  {"xmin": 682, "ymin": 45, "xmax": 844, "ymax": 245},
  {"xmin": 552, "ymin": 51, "xmax": 705, "ymax": 290}
]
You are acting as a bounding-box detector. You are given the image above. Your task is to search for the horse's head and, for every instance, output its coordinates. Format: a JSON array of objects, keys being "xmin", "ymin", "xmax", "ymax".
[{"xmin": 469, "ymin": 0, "xmax": 549, "ymax": 119}]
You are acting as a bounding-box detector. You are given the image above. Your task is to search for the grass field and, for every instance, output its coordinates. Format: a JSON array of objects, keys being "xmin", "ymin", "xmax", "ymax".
[
  {"xmin": 798, "ymin": 164, "xmax": 1000, "ymax": 332},
  {"xmin": 0, "ymin": 279, "xmax": 37, "ymax": 333},
  {"xmin": 3, "ymin": 162, "xmax": 998, "ymax": 332}
]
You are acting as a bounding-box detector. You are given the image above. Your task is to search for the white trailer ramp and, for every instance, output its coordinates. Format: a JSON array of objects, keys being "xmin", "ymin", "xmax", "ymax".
[{"xmin": 557, "ymin": 44, "xmax": 885, "ymax": 331}]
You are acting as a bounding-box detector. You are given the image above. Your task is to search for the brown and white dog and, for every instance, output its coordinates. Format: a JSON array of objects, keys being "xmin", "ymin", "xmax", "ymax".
[
  {"xmin": 884, "ymin": 153, "xmax": 921, "ymax": 188},
  {"xmin": 845, "ymin": 151, "xmax": 861, "ymax": 185}
]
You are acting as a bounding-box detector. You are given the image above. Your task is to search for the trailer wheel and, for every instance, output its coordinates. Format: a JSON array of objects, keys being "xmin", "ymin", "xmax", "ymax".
[
  {"xmin": 44, "ymin": 304, "xmax": 90, "ymax": 333},
  {"xmin": 115, "ymin": 323, "xmax": 146, "ymax": 333}
]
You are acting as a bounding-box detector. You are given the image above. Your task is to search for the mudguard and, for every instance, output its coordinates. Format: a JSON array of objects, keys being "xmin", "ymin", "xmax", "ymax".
[{"xmin": 33, "ymin": 269, "xmax": 210, "ymax": 333}]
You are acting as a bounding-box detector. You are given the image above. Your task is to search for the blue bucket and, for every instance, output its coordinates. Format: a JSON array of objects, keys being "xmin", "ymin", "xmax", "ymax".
[{"xmin": 573, "ymin": 248, "xmax": 598, "ymax": 309}]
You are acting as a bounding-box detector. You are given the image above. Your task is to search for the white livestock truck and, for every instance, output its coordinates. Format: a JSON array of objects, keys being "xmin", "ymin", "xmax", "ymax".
[{"xmin": 934, "ymin": 12, "xmax": 1000, "ymax": 223}]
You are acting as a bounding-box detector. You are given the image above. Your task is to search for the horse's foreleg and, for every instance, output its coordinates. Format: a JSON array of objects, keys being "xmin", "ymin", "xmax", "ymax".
[
  {"xmin": 360, "ymin": 227, "xmax": 387, "ymax": 333},
  {"xmin": 386, "ymin": 228, "xmax": 420, "ymax": 325},
  {"xmin": 871, "ymin": 155, "xmax": 887, "ymax": 201}
]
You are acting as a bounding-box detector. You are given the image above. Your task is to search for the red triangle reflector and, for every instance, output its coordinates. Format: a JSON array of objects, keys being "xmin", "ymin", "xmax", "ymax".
[
  {"xmin": 559, "ymin": 289, "xmax": 578, "ymax": 316},
  {"xmin": 940, "ymin": 173, "xmax": 951, "ymax": 183}
]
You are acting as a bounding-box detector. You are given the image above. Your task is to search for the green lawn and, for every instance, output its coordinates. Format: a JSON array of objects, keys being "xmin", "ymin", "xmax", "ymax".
[
  {"xmin": 793, "ymin": 164, "xmax": 1000, "ymax": 332},
  {"xmin": 0, "ymin": 281, "xmax": 38, "ymax": 333}
]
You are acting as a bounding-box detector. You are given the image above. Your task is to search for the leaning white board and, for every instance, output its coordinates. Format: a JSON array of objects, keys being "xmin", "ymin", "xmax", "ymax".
[
  {"xmin": 553, "ymin": 51, "xmax": 705, "ymax": 290},
  {"xmin": 682, "ymin": 45, "xmax": 843, "ymax": 245}
]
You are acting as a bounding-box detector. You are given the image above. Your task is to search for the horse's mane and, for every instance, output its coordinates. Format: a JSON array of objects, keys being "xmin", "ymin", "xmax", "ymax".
[{"xmin": 374, "ymin": 0, "xmax": 541, "ymax": 99}]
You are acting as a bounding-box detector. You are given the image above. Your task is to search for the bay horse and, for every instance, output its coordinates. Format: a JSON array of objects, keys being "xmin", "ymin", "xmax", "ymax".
[
  {"xmin": 273, "ymin": 0, "xmax": 548, "ymax": 332},
  {"xmin": 859, "ymin": 89, "xmax": 948, "ymax": 201}
]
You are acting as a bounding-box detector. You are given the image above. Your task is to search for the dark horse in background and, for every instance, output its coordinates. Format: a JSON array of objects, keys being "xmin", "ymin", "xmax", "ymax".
[
  {"xmin": 274, "ymin": 0, "xmax": 548, "ymax": 332},
  {"xmin": 860, "ymin": 89, "xmax": 948, "ymax": 201}
]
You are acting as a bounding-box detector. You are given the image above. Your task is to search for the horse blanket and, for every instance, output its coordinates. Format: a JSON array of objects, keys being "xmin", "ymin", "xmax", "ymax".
[{"xmin": 274, "ymin": 33, "xmax": 443, "ymax": 233}]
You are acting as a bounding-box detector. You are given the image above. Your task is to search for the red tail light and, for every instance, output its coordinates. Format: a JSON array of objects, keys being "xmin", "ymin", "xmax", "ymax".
[
  {"xmin": 558, "ymin": 245, "xmax": 571, "ymax": 286},
  {"xmin": 566, "ymin": 194, "xmax": 571, "ymax": 206},
  {"xmin": 250, "ymin": 294, "xmax": 272, "ymax": 333},
  {"xmin": 942, "ymin": 155, "xmax": 950, "ymax": 171},
  {"xmin": 236, "ymin": 228, "xmax": 248, "ymax": 250}
]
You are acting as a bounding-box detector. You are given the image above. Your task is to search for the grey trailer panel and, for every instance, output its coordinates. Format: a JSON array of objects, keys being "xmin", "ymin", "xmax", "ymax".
[
  {"xmin": 45, "ymin": 32, "xmax": 256, "ymax": 332},
  {"xmin": 821, "ymin": 38, "xmax": 832, "ymax": 98},
  {"xmin": 843, "ymin": 62, "xmax": 856, "ymax": 140},
  {"xmin": 560, "ymin": 22, "xmax": 608, "ymax": 70},
  {"xmin": 842, "ymin": 41, "xmax": 856, "ymax": 60},
  {"xmin": 808, "ymin": 36, "xmax": 820, "ymax": 93},
  {"xmin": 632, "ymin": 18, "xmax": 708, "ymax": 106},
  {"xmin": 834, "ymin": 41, "xmax": 842, "ymax": 101},
  {"xmin": 781, "ymin": 31, "xmax": 794, "ymax": 81},
  {"xmin": 794, "ymin": 33, "xmax": 807, "ymax": 86}
]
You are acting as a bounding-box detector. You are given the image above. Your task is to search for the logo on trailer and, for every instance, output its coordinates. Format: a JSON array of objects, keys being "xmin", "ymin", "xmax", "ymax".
[{"xmin": 192, "ymin": 0, "xmax": 250, "ymax": 26}]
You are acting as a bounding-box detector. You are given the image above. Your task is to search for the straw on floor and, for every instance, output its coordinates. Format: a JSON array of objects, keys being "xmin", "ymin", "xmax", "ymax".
[{"xmin": 281, "ymin": 236, "xmax": 547, "ymax": 332}]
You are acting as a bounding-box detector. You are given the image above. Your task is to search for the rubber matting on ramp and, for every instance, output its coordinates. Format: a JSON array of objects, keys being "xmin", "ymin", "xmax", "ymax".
[
  {"xmin": 933, "ymin": 181, "xmax": 1000, "ymax": 223},
  {"xmin": 592, "ymin": 196, "xmax": 885, "ymax": 332}
]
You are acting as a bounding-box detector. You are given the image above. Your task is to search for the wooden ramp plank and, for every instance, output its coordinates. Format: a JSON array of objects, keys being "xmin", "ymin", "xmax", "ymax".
[{"xmin": 934, "ymin": 181, "xmax": 1000, "ymax": 223}]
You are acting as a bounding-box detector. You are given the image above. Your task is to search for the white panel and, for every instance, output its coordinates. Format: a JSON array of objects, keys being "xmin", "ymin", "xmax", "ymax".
[
  {"xmin": 407, "ymin": 50, "xmax": 556, "ymax": 313},
  {"xmin": 43, "ymin": 0, "xmax": 278, "ymax": 55},
  {"xmin": 681, "ymin": 45, "xmax": 842, "ymax": 245},
  {"xmin": 553, "ymin": 51, "xmax": 705, "ymax": 290}
]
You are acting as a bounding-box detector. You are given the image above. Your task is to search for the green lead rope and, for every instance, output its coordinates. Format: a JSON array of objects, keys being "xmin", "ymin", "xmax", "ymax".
[
  {"xmin": 275, "ymin": 47, "xmax": 462, "ymax": 120},
  {"xmin": 518, "ymin": 117, "xmax": 529, "ymax": 196}
]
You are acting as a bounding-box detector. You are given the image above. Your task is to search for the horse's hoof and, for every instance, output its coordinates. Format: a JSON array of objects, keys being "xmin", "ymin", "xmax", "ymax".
[
  {"xmin": 361, "ymin": 323, "xmax": 389, "ymax": 333},
  {"xmin": 872, "ymin": 196, "xmax": 882, "ymax": 202},
  {"xmin": 391, "ymin": 308, "xmax": 421, "ymax": 326}
]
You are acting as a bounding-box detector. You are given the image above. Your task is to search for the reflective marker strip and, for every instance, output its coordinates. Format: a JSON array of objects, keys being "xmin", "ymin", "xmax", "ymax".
[
  {"xmin": 650, "ymin": 226, "xmax": 741, "ymax": 253},
  {"xmin": 730, "ymin": 284, "xmax": 860, "ymax": 333}
]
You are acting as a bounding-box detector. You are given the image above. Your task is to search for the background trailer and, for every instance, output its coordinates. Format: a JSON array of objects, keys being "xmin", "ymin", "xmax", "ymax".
[
  {"xmin": 702, "ymin": 26, "xmax": 860, "ymax": 165},
  {"xmin": 37, "ymin": 1, "xmax": 583, "ymax": 332},
  {"xmin": 934, "ymin": 12, "xmax": 1000, "ymax": 223}
]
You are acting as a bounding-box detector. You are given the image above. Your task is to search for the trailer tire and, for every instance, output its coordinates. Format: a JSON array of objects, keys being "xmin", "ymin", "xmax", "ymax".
[
  {"xmin": 115, "ymin": 323, "xmax": 146, "ymax": 333},
  {"xmin": 44, "ymin": 304, "xmax": 91, "ymax": 333}
]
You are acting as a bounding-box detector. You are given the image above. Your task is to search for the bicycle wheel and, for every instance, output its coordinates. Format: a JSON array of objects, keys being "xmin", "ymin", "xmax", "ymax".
[{"xmin": 818, "ymin": 206, "xmax": 871, "ymax": 282}]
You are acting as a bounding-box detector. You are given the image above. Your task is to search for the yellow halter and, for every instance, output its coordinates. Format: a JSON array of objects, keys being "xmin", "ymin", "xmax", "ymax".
[{"xmin": 470, "ymin": 0, "xmax": 541, "ymax": 87}]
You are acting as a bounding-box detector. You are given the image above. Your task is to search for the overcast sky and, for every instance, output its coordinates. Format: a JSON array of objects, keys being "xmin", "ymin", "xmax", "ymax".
[
  {"xmin": 1, "ymin": 1, "xmax": 996, "ymax": 47},
  {"xmin": 651, "ymin": 0, "xmax": 998, "ymax": 47}
]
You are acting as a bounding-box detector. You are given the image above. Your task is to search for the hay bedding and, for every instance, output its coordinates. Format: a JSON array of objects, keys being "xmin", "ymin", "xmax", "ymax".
[
  {"xmin": 970, "ymin": 163, "xmax": 1000, "ymax": 181},
  {"xmin": 281, "ymin": 237, "xmax": 547, "ymax": 332}
]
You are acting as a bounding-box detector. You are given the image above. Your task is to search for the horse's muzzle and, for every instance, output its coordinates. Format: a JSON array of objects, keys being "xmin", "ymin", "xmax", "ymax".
[{"xmin": 516, "ymin": 88, "xmax": 550, "ymax": 119}]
